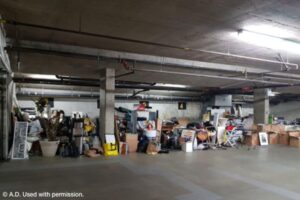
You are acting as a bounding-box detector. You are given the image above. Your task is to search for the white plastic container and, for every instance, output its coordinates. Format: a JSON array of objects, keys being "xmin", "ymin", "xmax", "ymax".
[{"xmin": 182, "ymin": 142, "xmax": 193, "ymax": 153}]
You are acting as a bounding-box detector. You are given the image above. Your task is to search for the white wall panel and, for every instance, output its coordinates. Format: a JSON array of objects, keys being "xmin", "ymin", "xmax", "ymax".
[{"xmin": 18, "ymin": 99, "xmax": 202, "ymax": 121}]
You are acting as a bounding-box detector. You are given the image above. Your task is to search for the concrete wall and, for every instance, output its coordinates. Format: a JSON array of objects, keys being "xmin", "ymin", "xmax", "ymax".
[
  {"xmin": 18, "ymin": 99, "xmax": 99, "ymax": 118},
  {"xmin": 19, "ymin": 98, "xmax": 300, "ymax": 122},
  {"xmin": 18, "ymin": 98, "xmax": 202, "ymax": 121},
  {"xmin": 270, "ymin": 101, "xmax": 300, "ymax": 121},
  {"xmin": 241, "ymin": 104, "xmax": 254, "ymax": 117},
  {"xmin": 230, "ymin": 102, "xmax": 300, "ymax": 122},
  {"xmin": 115, "ymin": 101, "xmax": 202, "ymax": 121}
]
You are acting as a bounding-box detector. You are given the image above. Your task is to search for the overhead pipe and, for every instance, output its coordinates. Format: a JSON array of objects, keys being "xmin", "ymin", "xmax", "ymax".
[
  {"xmin": 13, "ymin": 77, "xmax": 204, "ymax": 92},
  {"xmin": 13, "ymin": 74, "xmax": 300, "ymax": 96},
  {"xmin": 218, "ymin": 82, "xmax": 300, "ymax": 95},
  {"xmin": 16, "ymin": 92, "xmax": 203, "ymax": 102},
  {"xmin": 3, "ymin": 19, "xmax": 298, "ymax": 70},
  {"xmin": 134, "ymin": 68, "xmax": 293, "ymax": 86},
  {"xmin": 195, "ymin": 49, "xmax": 299, "ymax": 70},
  {"xmin": 56, "ymin": 75, "xmax": 153, "ymax": 86},
  {"xmin": 6, "ymin": 45, "xmax": 300, "ymax": 83},
  {"xmin": 114, "ymin": 70, "xmax": 135, "ymax": 79}
]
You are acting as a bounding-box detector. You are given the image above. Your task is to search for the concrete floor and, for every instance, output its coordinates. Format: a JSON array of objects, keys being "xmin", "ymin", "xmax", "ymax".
[{"xmin": 1, "ymin": 146, "xmax": 300, "ymax": 200}]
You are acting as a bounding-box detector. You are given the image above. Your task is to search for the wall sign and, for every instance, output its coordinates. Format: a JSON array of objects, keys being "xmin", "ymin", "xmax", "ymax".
[{"xmin": 178, "ymin": 102, "xmax": 187, "ymax": 110}]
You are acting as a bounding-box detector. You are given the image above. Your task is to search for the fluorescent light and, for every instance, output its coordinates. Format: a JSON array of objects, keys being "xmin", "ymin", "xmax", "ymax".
[
  {"xmin": 155, "ymin": 83, "xmax": 187, "ymax": 88},
  {"xmin": 28, "ymin": 74, "xmax": 57, "ymax": 80},
  {"xmin": 243, "ymin": 25, "xmax": 294, "ymax": 38},
  {"xmin": 267, "ymin": 89, "xmax": 280, "ymax": 97},
  {"xmin": 236, "ymin": 29, "xmax": 300, "ymax": 54}
]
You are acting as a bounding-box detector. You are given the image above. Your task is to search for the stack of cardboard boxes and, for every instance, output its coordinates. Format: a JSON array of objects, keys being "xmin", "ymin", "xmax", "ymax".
[
  {"xmin": 288, "ymin": 131, "xmax": 300, "ymax": 148},
  {"xmin": 245, "ymin": 124, "xmax": 300, "ymax": 148}
]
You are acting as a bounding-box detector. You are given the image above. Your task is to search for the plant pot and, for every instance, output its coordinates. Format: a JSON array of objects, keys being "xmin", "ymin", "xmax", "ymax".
[{"xmin": 39, "ymin": 140, "xmax": 60, "ymax": 157}]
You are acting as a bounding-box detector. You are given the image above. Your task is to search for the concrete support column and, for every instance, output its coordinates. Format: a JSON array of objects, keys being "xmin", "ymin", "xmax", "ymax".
[
  {"xmin": 99, "ymin": 68, "xmax": 115, "ymax": 143},
  {"xmin": 0, "ymin": 73, "xmax": 13, "ymax": 160},
  {"xmin": 254, "ymin": 88, "xmax": 269, "ymax": 124}
]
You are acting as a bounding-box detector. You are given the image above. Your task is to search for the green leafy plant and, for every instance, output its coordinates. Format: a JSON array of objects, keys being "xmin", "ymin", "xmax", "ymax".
[
  {"xmin": 34, "ymin": 97, "xmax": 48, "ymax": 114},
  {"xmin": 40, "ymin": 114, "xmax": 60, "ymax": 141}
]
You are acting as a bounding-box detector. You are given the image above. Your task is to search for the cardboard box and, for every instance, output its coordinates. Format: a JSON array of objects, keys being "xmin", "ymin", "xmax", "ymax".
[
  {"xmin": 156, "ymin": 118, "xmax": 163, "ymax": 132},
  {"xmin": 255, "ymin": 124, "xmax": 285, "ymax": 133},
  {"xmin": 267, "ymin": 132, "xmax": 279, "ymax": 145},
  {"xmin": 257, "ymin": 124, "xmax": 272, "ymax": 132},
  {"xmin": 271, "ymin": 125, "xmax": 285, "ymax": 133},
  {"xmin": 289, "ymin": 136, "xmax": 300, "ymax": 148},
  {"xmin": 252, "ymin": 124, "xmax": 258, "ymax": 131},
  {"xmin": 279, "ymin": 132, "xmax": 289, "ymax": 145},
  {"xmin": 244, "ymin": 133, "xmax": 259, "ymax": 146},
  {"xmin": 288, "ymin": 131, "xmax": 300, "ymax": 137},
  {"xmin": 125, "ymin": 134, "xmax": 138, "ymax": 153},
  {"xmin": 177, "ymin": 118, "xmax": 189, "ymax": 127}
]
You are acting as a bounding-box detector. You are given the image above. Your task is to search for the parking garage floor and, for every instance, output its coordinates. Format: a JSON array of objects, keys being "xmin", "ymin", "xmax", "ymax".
[{"xmin": 1, "ymin": 146, "xmax": 300, "ymax": 200}]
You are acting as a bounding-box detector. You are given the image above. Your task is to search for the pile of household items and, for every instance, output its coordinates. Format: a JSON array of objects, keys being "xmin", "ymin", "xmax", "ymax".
[
  {"xmin": 244, "ymin": 123, "xmax": 300, "ymax": 148},
  {"xmin": 10, "ymin": 98, "xmax": 102, "ymax": 159},
  {"xmin": 114, "ymin": 105, "xmax": 248, "ymax": 155},
  {"xmin": 10, "ymin": 97, "xmax": 300, "ymax": 160}
]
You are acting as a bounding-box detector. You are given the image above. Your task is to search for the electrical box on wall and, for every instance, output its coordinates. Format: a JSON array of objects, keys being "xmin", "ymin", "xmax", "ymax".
[{"xmin": 211, "ymin": 95, "xmax": 232, "ymax": 107}]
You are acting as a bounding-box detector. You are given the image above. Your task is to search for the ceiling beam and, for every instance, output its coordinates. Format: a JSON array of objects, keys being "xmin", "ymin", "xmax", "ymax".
[
  {"xmin": 8, "ymin": 39, "xmax": 300, "ymax": 80},
  {"xmin": 7, "ymin": 39, "xmax": 273, "ymax": 74}
]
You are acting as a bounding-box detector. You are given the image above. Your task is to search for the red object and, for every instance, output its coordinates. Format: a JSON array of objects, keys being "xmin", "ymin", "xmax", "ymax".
[
  {"xmin": 226, "ymin": 125, "xmax": 235, "ymax": 131},
  {"xmin": 242, "ymin": 86, "xmax": 253, "ymax": 92},
  {"xmin": 120, "ymin": 59, "xmax": 129, "ymax": 70},
  {"xmin": 137, "ymin": 104, "xmax": 145, "ymax": 111}
]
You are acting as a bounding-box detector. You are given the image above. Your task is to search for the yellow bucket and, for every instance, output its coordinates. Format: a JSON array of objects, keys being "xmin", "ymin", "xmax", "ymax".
[{"xmin": 104, "ymin": 143, "xmax": 118, "ymax": 156}]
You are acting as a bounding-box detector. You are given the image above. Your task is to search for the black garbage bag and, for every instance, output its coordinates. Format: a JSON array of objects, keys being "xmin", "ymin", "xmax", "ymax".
[{"xmin": 137, "ymin": 136, "xmax": 149, "ymax": 153}]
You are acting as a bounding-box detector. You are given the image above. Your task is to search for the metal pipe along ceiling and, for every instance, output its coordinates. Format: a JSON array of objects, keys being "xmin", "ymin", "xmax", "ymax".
[
  {"xmin": 8, "ymin": 45, "xmax": 300, "ymax": 85},
  {"xmin": 133, "ymin": 68, "xmax": 293, "ymax": 86},
  {"xmin": 6, "ymin": 37, "xmax": 300, "ymax": 83},
  {"xmin": 16, "ymin": 92, "xmax": 203, "ymax": 102},
  {"xmin": 13, "ymin": 77, "xmax": 204, "ymax": 92},
  {"xmin": 3, "ymin": 19, "xmax": 299, "ymax": 70}
]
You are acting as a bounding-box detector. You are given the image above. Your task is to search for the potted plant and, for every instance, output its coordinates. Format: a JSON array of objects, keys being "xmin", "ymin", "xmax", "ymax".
[
  {"xmin": 34, "ymin": 97, "xmax": 60, "ymax": 157},
  {"xmin": 39, "ymin": 112, "xmax": 61, "ymax": 157}
]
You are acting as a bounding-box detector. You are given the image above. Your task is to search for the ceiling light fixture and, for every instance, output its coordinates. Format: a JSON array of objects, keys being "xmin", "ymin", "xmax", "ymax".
[
  {"xmin": 155, "ymin": 83, "xmax": 187, "ymax": 88},
  {"xmin": 235, "ymin": 27, "xmax": 300, "ymax": 54},
  {"xmin": 267, "ymin": 89, "xmax": 280, "ymax": 97},
  {"xmin": 243, "ymin": 25, "xmax": 294, "ymax": 38},
  {"xmin": 28, "ymin": 74, "xmax": 58, "ymax": 80}
]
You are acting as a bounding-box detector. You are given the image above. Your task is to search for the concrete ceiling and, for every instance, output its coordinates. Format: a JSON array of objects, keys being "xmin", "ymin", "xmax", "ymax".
[{"xmin": 1, "ymin": 0, "xmax": 300, "ymax": 94}]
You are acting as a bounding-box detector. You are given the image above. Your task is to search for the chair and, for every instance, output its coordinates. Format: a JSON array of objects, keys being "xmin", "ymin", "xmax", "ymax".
[{"xmin": 223, "ymin": 127, "xmax": 243, "ymax": 147}]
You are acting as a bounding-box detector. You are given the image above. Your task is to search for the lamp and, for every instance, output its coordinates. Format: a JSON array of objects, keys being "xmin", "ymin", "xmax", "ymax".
[{"xmin": 236, "ymin": 27, "xmax": 300, "ymax": 54}]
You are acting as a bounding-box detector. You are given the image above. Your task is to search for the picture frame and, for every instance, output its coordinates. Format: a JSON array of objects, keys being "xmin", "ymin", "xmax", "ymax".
[{"xmin": 259, "ymin": 132, "xmax": 268, "ymax": 146}]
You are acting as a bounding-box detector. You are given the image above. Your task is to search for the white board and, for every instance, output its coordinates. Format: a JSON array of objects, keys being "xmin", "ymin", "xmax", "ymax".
[
  {"xmin": 259, "ymin": 132, "xmax": 269, "ymax": 146},
  {"xmin": 11, "ymin": 122, "xmax": 28, "ymax": 159}
]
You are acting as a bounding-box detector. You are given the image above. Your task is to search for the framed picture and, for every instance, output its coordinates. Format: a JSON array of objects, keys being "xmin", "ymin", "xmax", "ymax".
[
  {"xmin": 259, "ymin": 132, "xmax": 268, "ymax": 146},
  {"xmin": 178, "ymin": 102, "xmax": 187, "ymax": 110}
]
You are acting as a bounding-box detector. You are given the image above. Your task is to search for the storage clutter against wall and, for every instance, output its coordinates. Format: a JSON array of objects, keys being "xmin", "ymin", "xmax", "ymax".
[{"xmin": 9, "ymin": 97, "xmax": 300, "ymax": 160}]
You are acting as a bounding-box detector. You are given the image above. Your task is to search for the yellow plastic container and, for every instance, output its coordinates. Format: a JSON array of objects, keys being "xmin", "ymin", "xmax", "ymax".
[{"xmin": 104, "ymin": 143, "xmax": 118, "ymax": 156}]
